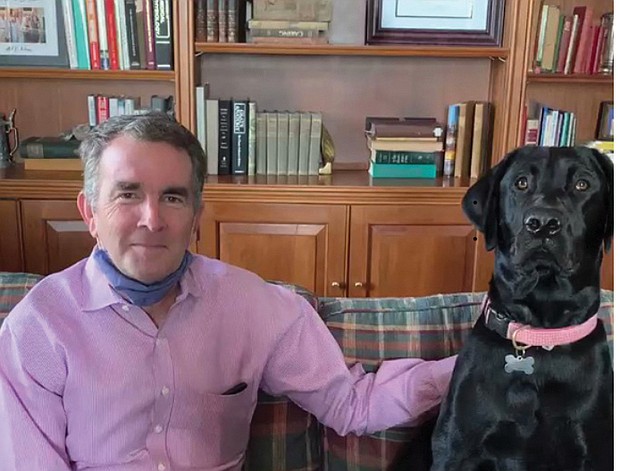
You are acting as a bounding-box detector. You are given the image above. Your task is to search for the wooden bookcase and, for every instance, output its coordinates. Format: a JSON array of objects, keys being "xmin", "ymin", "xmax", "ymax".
[{"xmin": 0, "ymin": 0, "xmax": 613, "ymax": 295}]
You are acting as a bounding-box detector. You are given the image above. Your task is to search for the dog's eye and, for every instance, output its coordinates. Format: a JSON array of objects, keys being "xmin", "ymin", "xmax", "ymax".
[
  {"xmin": 575, "ymin": 179, "xmax": 589, "ymax": 191},
  {"xmin": 515, "ymin": 177, "xmax": 528, "ymax": 191}
]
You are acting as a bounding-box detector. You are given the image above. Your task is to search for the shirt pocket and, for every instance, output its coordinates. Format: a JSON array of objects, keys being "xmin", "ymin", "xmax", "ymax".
[{"xmin": 170, "ymin": 384, "xmax": 255, "ymax": 468}]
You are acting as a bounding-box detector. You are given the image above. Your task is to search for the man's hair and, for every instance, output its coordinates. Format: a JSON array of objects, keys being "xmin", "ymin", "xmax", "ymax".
[{"xmin": 79, "ymin": 112, "xmax": 206, "ymax": 210}]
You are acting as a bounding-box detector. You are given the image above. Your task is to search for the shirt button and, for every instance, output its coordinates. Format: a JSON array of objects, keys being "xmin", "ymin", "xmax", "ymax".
[
  {"xmin": 157, "ymin": 464, "xmax": 166, "ymax": 471},
  {"xmin": 161, "ymin": 386, "xmax": 170, "ymax": 396},
  {"xmin": 121, "ymin": 305, "xmax": 130, "ymax": 312},
  {"xmin": 154, "ymin": 424, "xmax": 163, "ymax": 434}
]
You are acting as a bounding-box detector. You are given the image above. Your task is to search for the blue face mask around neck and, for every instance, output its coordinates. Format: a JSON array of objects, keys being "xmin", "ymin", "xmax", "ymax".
[{"xmin": 94, "ymin": 248, "xmax": 193, "ymax": 307}]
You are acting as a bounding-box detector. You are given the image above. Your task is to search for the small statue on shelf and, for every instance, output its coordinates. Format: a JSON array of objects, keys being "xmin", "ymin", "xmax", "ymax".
[
  {"xmin": 0, "ymin": 109, "xmax": 18, "ymax": 168},
  {"xmin": 319, "ymin": 123, "xmax": 335, "ymax": 175}
]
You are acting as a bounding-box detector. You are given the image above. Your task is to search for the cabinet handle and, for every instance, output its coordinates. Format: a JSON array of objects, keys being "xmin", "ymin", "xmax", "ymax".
[
  {"xmin": 330, "ymin": 281, "xmax": 342, "ymax": 288},
  {"xmin": 354, "ymin": 282, "xmax": 364, "ymax": 288}
]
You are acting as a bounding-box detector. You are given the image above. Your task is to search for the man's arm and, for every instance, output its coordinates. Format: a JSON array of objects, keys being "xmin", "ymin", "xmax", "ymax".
[
  {"xmin": 260, "ymin": 296, "xmax": 456, "ymax": 436},
  {"xmin": 0, "ymin": 319, "xmax": 71, "ymax": 469}
]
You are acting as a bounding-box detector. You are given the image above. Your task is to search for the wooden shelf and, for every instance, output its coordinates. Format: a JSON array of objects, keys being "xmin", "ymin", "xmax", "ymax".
[
  {"xmin": 195, "ymin": 42, "xmax": 510, "ymax": 58},
  {"xmin": 527, "ymin": 73, "xmax": 614, "ymax": 84},
  {"xmin": 0, "ymin": 68, "xmax": 175, "ymax": 81}
]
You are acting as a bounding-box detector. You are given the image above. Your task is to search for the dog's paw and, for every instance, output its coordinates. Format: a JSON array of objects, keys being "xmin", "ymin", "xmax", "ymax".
[{"xmin": 504, "ymin": 354, "xmax": 534, "ymax": 374}]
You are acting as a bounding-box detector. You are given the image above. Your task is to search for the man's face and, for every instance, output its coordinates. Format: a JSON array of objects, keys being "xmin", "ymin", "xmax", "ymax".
[{"xmin": 78, "ymin": 135, "xmax": 203, "ymax": 284}]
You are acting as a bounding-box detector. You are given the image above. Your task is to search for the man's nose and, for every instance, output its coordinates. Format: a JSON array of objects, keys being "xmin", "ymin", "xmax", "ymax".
[
  {"xmin": 138, "ymin": 199, "xmax": 165, "ymax": 231},
  {"xmin": 523, "ymin": 208, "xmax": 563, "ymax": 238}
]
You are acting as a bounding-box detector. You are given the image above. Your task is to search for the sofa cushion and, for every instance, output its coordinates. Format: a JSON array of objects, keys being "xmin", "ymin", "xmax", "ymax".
[
  {"xmin": 318, "ymin": 290, "xmax": 614, "ymax": 471},
  {"xmin": 0, "ymin": 272, "xmax": 43, "ymax": 324}
]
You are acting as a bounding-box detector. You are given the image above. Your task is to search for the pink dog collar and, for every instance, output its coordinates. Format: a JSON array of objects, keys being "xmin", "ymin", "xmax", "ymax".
[{"xmin": 482, "ymin": 296, "xmax": 599, "ymax": 348}]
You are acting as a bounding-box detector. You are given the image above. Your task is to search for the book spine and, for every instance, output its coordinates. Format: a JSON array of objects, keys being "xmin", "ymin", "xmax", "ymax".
[
  {"xmin": 255, "ymin": 112, "xmax": 267, "ymax": 175},
  {"xmin": 104, "ymin": 0, "xmax": 120, "ymax": 70},
  {"xmin": 125, "ymin": 0, "xmax": 142, "ymax": 69},
  {"xmin": 72, "ymin": 0, "xmax": 91, "ymax": 69},
  {"xmin": 96, "ymin": 95, "xmax": 110, "ymax": 123},
  {"xmin": 276, "ymin": 111, "xmax": 289, "ymax": 176},
  {"xmin": 217, "ymin": 0, "xmax": 227, "ymax": 42},
  {"xmin": 247, "ymin": 20, "xmax": 329, "ymax": 29},
  {"xmin": 114, "ymin": 0, "xmax": 130, "ymax": 69},
  {"xmin": 218, "ymin": 99, "xmax": 232, "ymax": 175},
  {"xmin": 87, "ymin": 94, "xmax": 98, "ymax": 126},
  {"xmin": 85, "ymin": 0, "xmax": 102, "ymax": 69},
  {"xmin": 308, "ymin": 112, "xmax": 322, "ymax": 176},
  {"xmin": 205, "ymin": 98, "xmax": 220, "ymax": 175},
  {"xmin": 143, "ymin": 0, "xmax": 157, "ymax": 69},
  {"xmin": 20, "ymin": 142, "xmax": 81, "ymax": 159},
  {"xmin": 369, "ymin": 162, "xmax": 437, "ymax": 179},
  {"xmin": 372, "ymin": 150, "xmax": 438, "ymax": 165},
  {"xmin": 61, "ymin": 0, "xmax": 78, "ymax": 69},
  {"xmin": 247, "ymin": 101, "xmax": 257, "ymax": 176},
  {"xmin": 249, "ymin": 28, "xmax": 325, "ymax": 38},
  {"xmin": 297, "ymin": 112, "xmax": 311, "ymax": 175},
  {"xmin": 154, "ymin": 0, "xmax": 173, "ymax": 70},
  {"xmin": 95, "ymin": 0, "xmax": 110, "ymax": 69},
  {"xmin": 135, "ymin": 0, "xmax": 148, "ymax": 68},
  {"xmin": 195, "ymin": 0, "xmax": 208, "ymax": 42},
  {"xmin": 195, "ymin": 85, "xmax": 207, "ymax": 152},
  {"xmin": 266, "ymin": 112, "xmax": 278, "ymax": 175},
  {"xmin": 287, "ymin": 112, "xmax": 300, "ymax": 175},
  {"xmin": 226, "ymin": 0, "xmax": 237, "ymax": 42},
  {"xmin": 206, "ymin": 0, "xmax": 218, "ymax": 42},
  {"xmin": 443, "ymin": 104, "xmax": 459, "ymax": 177},
  {"xmin": 231, "ymin": 99, "xmax": 248, "ymax": 175}
]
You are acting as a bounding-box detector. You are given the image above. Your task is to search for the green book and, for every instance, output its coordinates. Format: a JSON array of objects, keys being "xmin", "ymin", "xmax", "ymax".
[
  {"xmin": 19, "ymin": 137, "xmax": 81, "ymax": 159},
  {"xmin": 371, "ymin": 150, "xmax": 439, "ymax": 165},
  {"xmin": 369, "ymin": 162, "xmax": 437, "ymax": 179}
]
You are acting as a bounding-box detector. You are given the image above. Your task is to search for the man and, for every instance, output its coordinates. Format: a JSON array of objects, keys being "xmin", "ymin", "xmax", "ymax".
[{"xmin": 0, "ymin": 113, "xmax": 456, "ymax": 470}]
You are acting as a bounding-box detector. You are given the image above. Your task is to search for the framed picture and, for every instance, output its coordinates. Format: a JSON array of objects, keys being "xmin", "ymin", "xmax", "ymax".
[
  {"xmin": 595, "ymin": 101, "xmax": 614, "ymax": 141},
  {"xmin": 0, "ymin": 0, "xmax": 69, "ymax": 67},
  {"xmin": 366, "ymin": 0, "xmax": 505, "ymax": 46}
]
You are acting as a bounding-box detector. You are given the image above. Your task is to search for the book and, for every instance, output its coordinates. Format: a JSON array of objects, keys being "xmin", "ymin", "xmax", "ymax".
[
  {"xmin": 308, "ymin": 112, "xmax": 322, "ymax": 175},
  {"xmin": 104, "ymin": 0, "xmax": 120, "ymax": 70},
  {"xmin": 218, "ymin": 0, "xmax": 227, "ymax": 42},
  {"xmin": 255, "ymin": 112, "xmax": 268, "ymax": 175},
  {"xmin": 114, "ymin": 0, "xmax": 130, "ymax": 69},
  {"xmin": 469, "ymin": 102, "xmax": 493, "ymax": 179},
  {"xmin": 206, "ymin": 0, "xmax": 218, "ymax": 42},
  {"xmin": 231, "ymin": 99, "xmax": 249, "ymax": 175},
  {"xmin": 247, "ymin": 20, "xmax": 330, "ymax": 30},
  {"xmin": 85, "ymin": 0, "xmax": 102, "ymax": 69},
  {"xmin": 266, "ymin": 112, "xmax": 278, "ymax": 174},
  {"xmin": 454, "ymin": 101, "xmax": 475, "ymax": 178},
  {"xmin": 252, "ymin": 0, "xmax": 332, "ymax": 22},
  {"xmin": 195, "ymin": 0, "xmax": 208, "ymax": 42},
  {"xmin": 217, "ymin": 99, "xmax": 232, "ymax": 175},
  {"xmin": 442, "ymin": 103, "xmax": 459, "ymax": 177},
  {"xmin": 95, "ymin": 0, "xmax": 110, "ymax": 69},
  {"xmin": 371, "ymin": 150, "xmax": 439, "ymax": 165},
  {"xmin": 247, "ymin": 101, "xmax": 257, "ymax": 176},
  {"xmin": 287, "ymin": 112, "xmax": 300, "ymax": 175},
  {"xmin": 125, "ymin": 0, "xmax": 142, "ymax": 69},
  {"xmin": 23, "ymin": 158, "xmax": 82, "ymax": 171},
  {"xmin": 368, "ymin": 136, "xmax": 444, "ymax": 153},
  {"xmin": 539, "ymin": 5, "xmax": 561, "ymax": 72},
  {"xmin": 205, "ymin": 98, "xmax": 220, "ymax": 175},
  {"xmin": 367, "ymin": 121, "xmax": 443, "ymax": 140},
  {"xmin": 143, "ymin": 0, "xmax": 157, "ymax": 69},
  {"xmin": 369, "ymin": 162, "xmax": 437, "ymax": 179},
  {"xmin": 72, "ymin": 0, "xmax": 91, "ymax": 69},
  {"xmin": 61, "ymin": 0, "xmax": 78, "ymax": 69},
  {"xmin": 276, "ymin": 111, "xmax": 289, "ymax": 176},
  {"xmin": 154, "ymin": 0, "xmax": 173, "ymax": 70},
  {"xmin": 195, "ymin": 84, "xmax": 208, "ymax": 152},
  {"xmin": 298, "ymin": 112, "xmax": 312, "ymax": 175},
  {"xmin": 19, "ymin": 137, "xmax": 81, "ymax": 159}
]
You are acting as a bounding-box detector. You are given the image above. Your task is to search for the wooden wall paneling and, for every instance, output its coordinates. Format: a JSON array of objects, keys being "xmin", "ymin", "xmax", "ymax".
[
  {"xmin": 20, "ymin": 200, "xmax": 95, "ymax": 275},
  {"xmin": 0, "ymin": 200, "xmax": 24, "ymax": 272},
  {"xmin": 200, "ymin": 55, "xmax": 491, "ymax": 165},
  {"xmin": 0, "ymin": 79, "xmax": 174, "ymax": 140},
  {"xmin": 199, "ymin": 202, "xmax": 348, "ymax": 296}
]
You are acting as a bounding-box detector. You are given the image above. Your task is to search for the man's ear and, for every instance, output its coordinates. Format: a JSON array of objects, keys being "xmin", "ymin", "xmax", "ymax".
[
  {"xmin": 461, "ymin": 149, "xmax": 517, "ymax": 251},
  {"xmin": 587, "ymin": 147, "xmax": 614, "ymax": 252},
  {"xmin": 77, "ymin": 191, "xmax": 98, "ymax": 239}
]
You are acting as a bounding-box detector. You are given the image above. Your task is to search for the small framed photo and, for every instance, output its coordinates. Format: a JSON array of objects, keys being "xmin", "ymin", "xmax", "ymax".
[
  {"xmin": 0, "ymin": 0, "xmax": 69, "ymax": 67},
  {"xmin": 366, "ymin": 0, "xmax": 505, "ymax": 46},
  {"xmin": 596, "ymin": 101, "xmax": 614, "ymax": 141},
  {"xmin": 366, "ymin": 0, "xmax": 504, "ymax": 47}
]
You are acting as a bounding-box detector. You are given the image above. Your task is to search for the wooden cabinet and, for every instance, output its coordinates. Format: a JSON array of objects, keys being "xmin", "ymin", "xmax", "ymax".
[
  {"xmin": 20, "ymin": 200, "xmax": 95, "ymax": 275},
  {"xmin": 199, "ymin": 202, "xmax": 348, "ymax": 297},
  {"xmin": 348, "ymin": 205, "xmax": 476, "ymax": 297},
  {"xmin": 0, "ymin": 200, "xmax": 23, "ymax": 272}
]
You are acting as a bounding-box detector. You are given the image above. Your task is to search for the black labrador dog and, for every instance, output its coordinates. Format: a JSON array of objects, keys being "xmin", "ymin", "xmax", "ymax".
[
  {"xmin": 393, "ymin": 146, "xmax": 613, "ymax": 470},
  {"xmin": 432, "ymin": 146, "xmax": 613, "ymax": 470}
]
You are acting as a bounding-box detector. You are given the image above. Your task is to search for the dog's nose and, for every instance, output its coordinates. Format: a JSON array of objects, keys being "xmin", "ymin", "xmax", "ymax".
[{"xmin": 524, "ymin": 211, "xmax": 562, "ymax": 237}]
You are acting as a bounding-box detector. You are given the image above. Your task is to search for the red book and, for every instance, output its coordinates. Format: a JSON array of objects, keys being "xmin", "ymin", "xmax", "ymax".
[
  {"xmin": 85, "ymin": 0, "xmax": 101, "ymax": 69},
  {"xmin": 96, "ymin": 95, "xmax": 110, "ymax": 124},
  {"xmin": 104, "ymin": 0, "xmax": 120, "ymax": 70},
  {"xmin": 142, "ymin": 0, "xmax": 156, "ymax": 69},
  {"xmin": 572, "ymin": 6, "xmax": 593, "ymax": 74},
  {"xmin": 589, "ymin": 25, "xmax": 604, "ymax": 74}
]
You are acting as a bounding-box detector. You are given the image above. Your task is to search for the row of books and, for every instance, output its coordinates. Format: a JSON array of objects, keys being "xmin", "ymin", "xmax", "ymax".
[
  {"xmin": 86, "ymin": 94, "xmax": 174, "ymax": 126},
  {"xmin": 247, "ymin": 20, "xmax": 329, "ymax": 45},
  {"xmin": 443, "ymin": 101, "xmax": 494, "ymax": 179},
  {"xmin": 196, "ymin": 91, "xmax": 323, "ymax": 176},
  {"xmin": 195, "ymin": 0, "xmax": 244, "ymax": 43},
  {"xmin": 522, "ymin": 101, "xmax": 577, "ymax": 147},
  {"xmin": 533, "ymin": 4, "xmax": 613, "ymax": 75},
  {"xmin": 61, "ymin": 0, "xmax": 172, "ymax": 70}
]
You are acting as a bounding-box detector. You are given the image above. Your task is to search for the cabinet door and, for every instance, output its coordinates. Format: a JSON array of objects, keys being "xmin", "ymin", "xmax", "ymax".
[
  {"xmin": 200, "ymin": 203, "xmax": 348, "ymax": 296},
  {"xmin": 21, "ymin": 200, "xmax": 95, "ymax": 275},
  {"xmin": 349, "ymin": 205, "xmax": 476, "ymax": 297},
  {"xmin": 0, "ymin": 200, "xmax": 24, "ymax": 272}
]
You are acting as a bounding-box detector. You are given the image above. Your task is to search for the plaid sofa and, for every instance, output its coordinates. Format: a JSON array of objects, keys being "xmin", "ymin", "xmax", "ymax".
[{"xmin": 0, "ymin": 272, "xmax": 614, "ymax": 471}]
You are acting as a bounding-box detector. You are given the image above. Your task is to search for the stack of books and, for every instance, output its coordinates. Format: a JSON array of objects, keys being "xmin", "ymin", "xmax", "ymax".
[
  {"xmin": 247, "ymin": 20, "xmax": 329, "ymax": 44},
  {"xmin": 365, "ymin": 117, "xmax": 444, "ymax": 179}
]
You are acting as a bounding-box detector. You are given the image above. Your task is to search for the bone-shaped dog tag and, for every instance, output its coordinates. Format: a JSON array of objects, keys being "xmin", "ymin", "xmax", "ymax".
[{"xmin": 504, "ymin": 354, "xmax": 535, "ymax": 375}]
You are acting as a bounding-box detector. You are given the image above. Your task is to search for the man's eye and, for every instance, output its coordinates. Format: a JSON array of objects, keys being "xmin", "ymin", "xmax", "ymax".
[
  {"xmin": 117, "ymin": 192, "xmax": 137, "ymax": 200},
  {"xmin": 165, "ymin": 195, "xmax": 185, "ymax": 204},
  {"xmin": 515, "ymin": 177, "xmax": 528, "ymax": 191}
]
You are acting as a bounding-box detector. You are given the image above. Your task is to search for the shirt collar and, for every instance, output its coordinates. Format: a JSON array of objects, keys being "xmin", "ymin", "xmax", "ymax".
[{"xmin": 81, "ymin": 250, "xmax": 203, "ymax": 312}]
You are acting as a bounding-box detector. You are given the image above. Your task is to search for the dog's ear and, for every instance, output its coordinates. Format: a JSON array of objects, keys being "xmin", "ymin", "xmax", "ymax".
[
  {"xmin": 462, "ymin": 149, "xmax": 518, "ymax": 251},
  {"xmin": 585, "ymin": 147, "xmax": 614, "ymax": 252}
]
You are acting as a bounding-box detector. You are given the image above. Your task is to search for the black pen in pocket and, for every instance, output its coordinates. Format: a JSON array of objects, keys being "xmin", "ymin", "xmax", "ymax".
[{"xmin": 223, "ymin": 382, "xmax": 247, "ymax": 395}]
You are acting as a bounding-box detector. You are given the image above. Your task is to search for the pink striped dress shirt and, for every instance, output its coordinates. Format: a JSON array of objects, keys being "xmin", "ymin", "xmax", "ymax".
[{"xmin": 0, "ymin": 254, "xmax": 456, "ymax": 470}]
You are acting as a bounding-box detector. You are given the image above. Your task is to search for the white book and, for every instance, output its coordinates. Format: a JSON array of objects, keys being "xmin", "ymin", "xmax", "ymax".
[
  {"xmin": 205, "ymin": 98, "xmax": 220, "ymax": 175},
  {"xmin": 195, "ymin": 84, "xmax": 207, "ymax": 153},
  {"xmin": 308, "ymin": 112, "xmax": 322, "ymax": 175},
  {"xmin": 95, "ymin": 0, "xmax": 110, "ymax": 69},
  {"xmin": 61, "ymin": 0, "xmax": 78, "ymax": 68},
  {"xmin": 247, "ymin": 101, "xmax": 257, "ymax": 176},
  {"xmin": 115, "ymin": 0, "xmax": 130, "ymax": 69}
]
